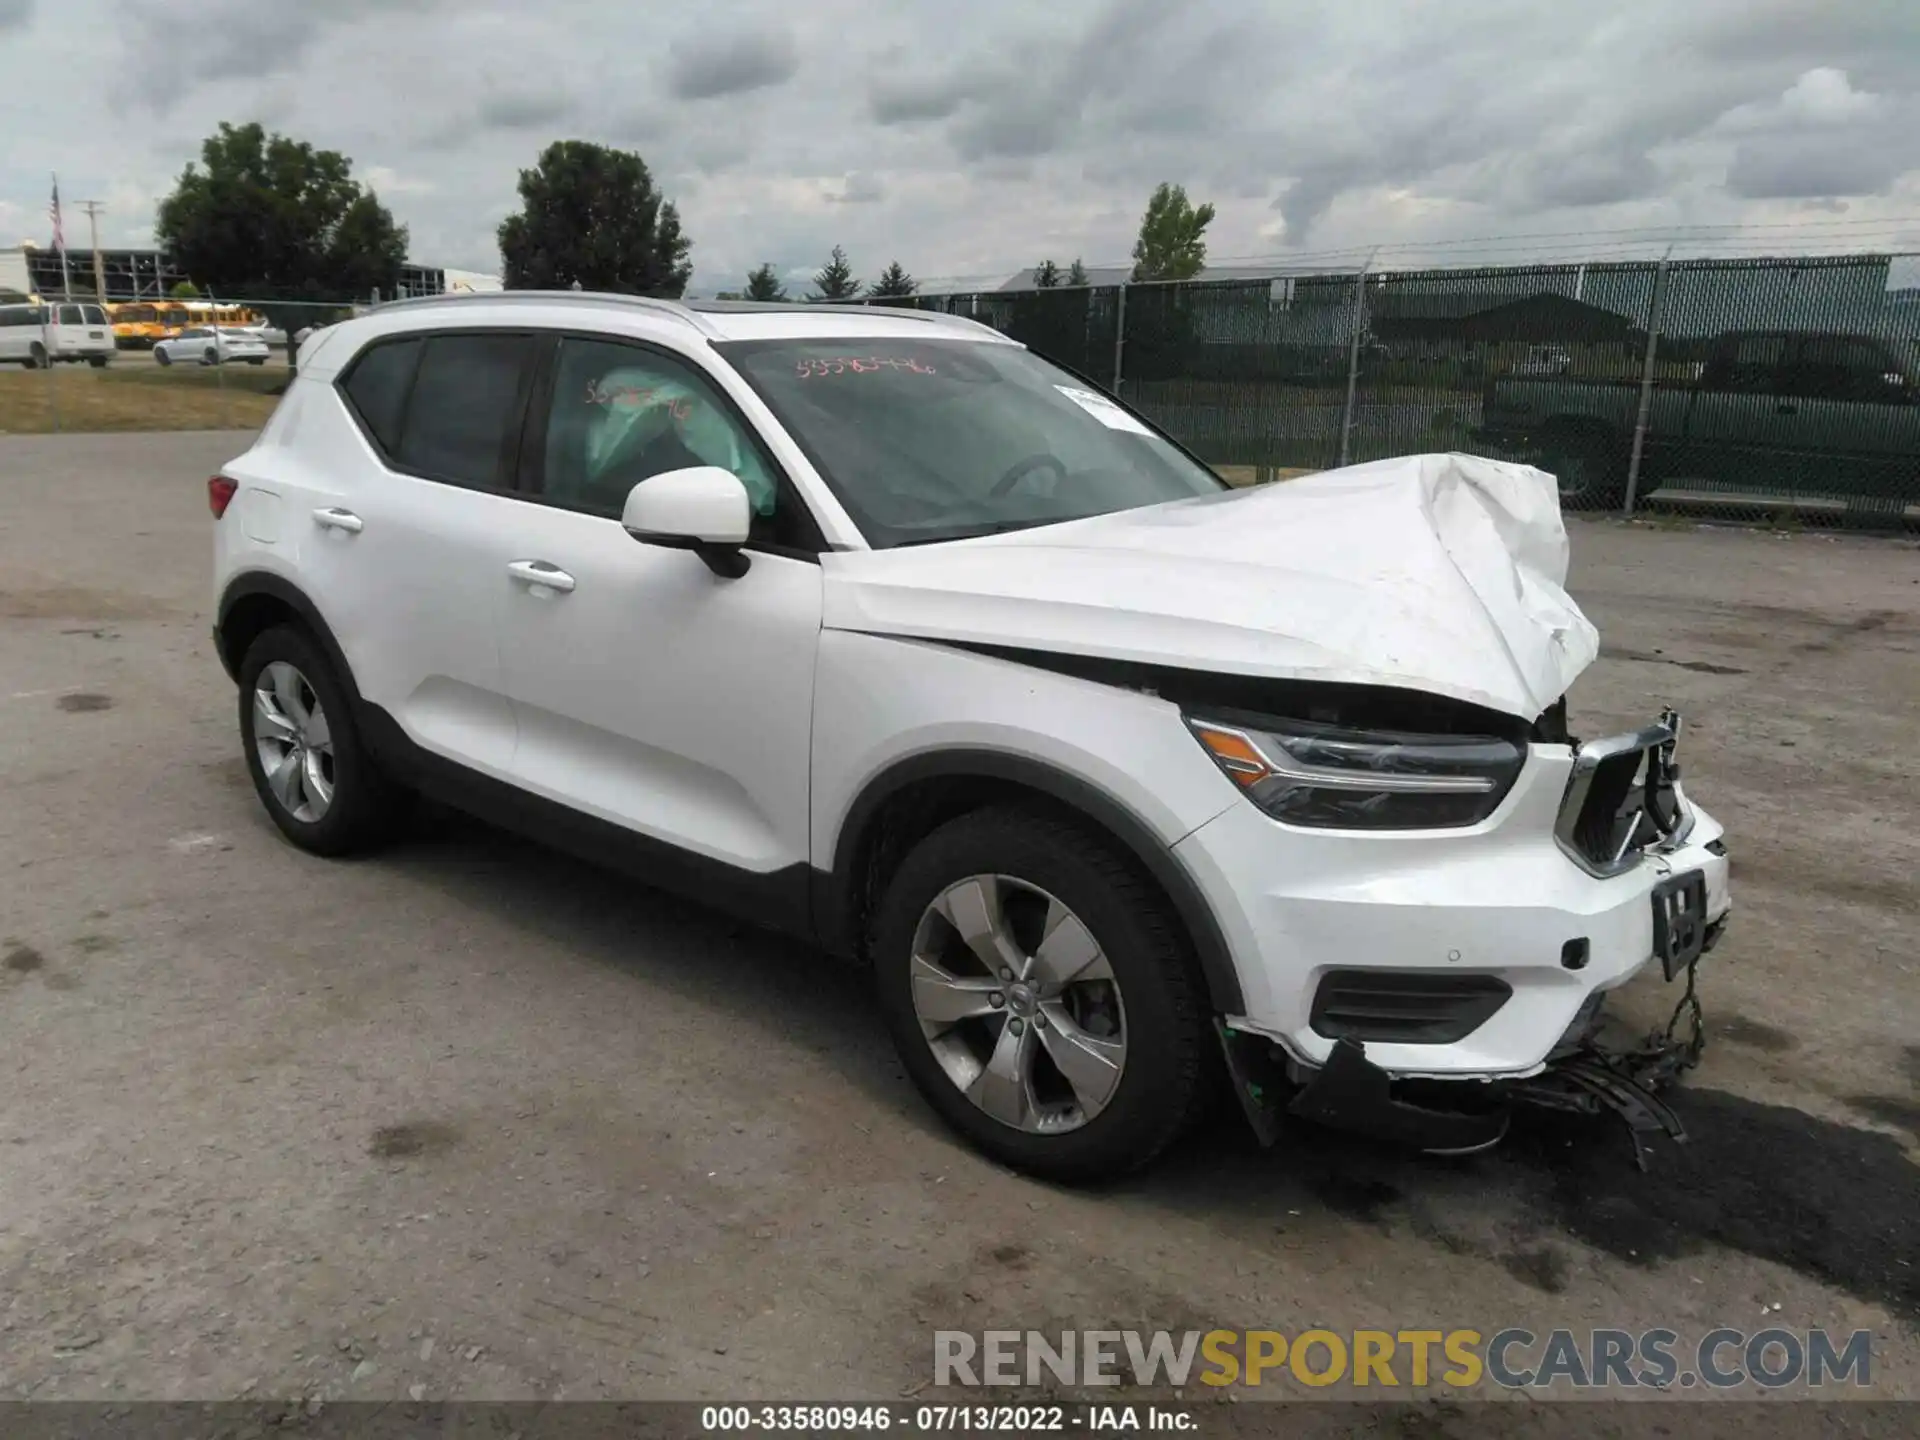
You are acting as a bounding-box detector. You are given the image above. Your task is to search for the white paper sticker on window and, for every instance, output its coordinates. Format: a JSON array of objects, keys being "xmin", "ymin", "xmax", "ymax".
[{"xmin": 1054, "ymin": 384, "xmax": 1154, "ymax": 435}]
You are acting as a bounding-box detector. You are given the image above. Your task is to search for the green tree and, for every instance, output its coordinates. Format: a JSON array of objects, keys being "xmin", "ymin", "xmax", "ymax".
[
  {"xmin": 1130, "ymin": 183, "xmax": 1214, "ymax": 281},
  {"xmin": 155, "ymin": 121, "xmax": 408, "ymax": 298},
  {"xmin": 170, "ymin": 280, "xmax": 202, "ymax": 298},
  {"xmin": 1033, "ymin": 260, "xmax": 1061, "ymax": 288},
  {"xmin": 1066, "ymin": 258, "xmax": 1090, "ymax": 286},
  {"xmin": 810, "ymin": 245, "xmax": 861, "ymax": 301},
  {"xmin": 869, "ymin": 260, "xmax": 916, "ymax": 298},
  {"xmin": 745, "ymin": 263, "xmax": 787, "ymax": 301},
  {"xmin": 497, "ymin": 140, "xmax": 692, "ymax": 295}
]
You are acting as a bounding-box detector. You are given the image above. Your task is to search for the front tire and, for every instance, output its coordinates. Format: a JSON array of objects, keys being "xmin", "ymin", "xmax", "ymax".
[
  {"xmin": 154, "ymin": 348, "xmax": 173, "ymax": 367},
  {"xmin": 871, "ymin": 806, "xmax": 1212, "ymax": 1183},
  {"xmin": 26, "ymin": 343, "xmax": 45, "ymax": 369},
  {"xmin": 201, "ymin": 347, "xmax": 219, "ymax": 366},
  {"xmin": 237, "ymin": 625, "xmax": 401, "ymax": 856}
]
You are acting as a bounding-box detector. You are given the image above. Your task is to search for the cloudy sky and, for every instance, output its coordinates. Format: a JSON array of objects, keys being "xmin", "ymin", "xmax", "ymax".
[{"xmin": 2, "ymin": 0, "xmax": 1918, "ymax": 293}]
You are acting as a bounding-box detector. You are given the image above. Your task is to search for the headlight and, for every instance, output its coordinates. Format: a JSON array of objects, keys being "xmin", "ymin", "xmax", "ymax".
[{"xmin": 1185, "ymin": 712, "xmax": 1525, "ymax": 830}]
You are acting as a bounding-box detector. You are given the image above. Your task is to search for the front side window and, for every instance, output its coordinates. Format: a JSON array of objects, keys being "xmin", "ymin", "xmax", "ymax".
[
  {"xmin": 718, "ymin": 338, "xmax": 1222, "ymax": 547},
  {"xmin": 539, "ymin": 337, "xmax": 781, "ymax": 527},
  {"xmin": 393, "ymin": 334, "xmax": 535, "ymax": 489}
]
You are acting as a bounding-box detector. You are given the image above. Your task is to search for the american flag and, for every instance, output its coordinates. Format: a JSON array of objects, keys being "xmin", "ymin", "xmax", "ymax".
[{"xmin": 49, "ymin": 174, "xmax": 65, "ymax": 253}]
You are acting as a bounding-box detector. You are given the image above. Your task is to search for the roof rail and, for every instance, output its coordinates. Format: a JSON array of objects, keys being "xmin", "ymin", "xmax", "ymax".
[
  {"xmin": 370, "ymin": 289, "xmax": 722, "ymax": 338},
  {"xmin": 368, "ymin": 290, "xmax": 1014, "ymax": 344},
  {"xmin": 687, "ymin": 298, "xmax": 1011, "ymax": 341}
]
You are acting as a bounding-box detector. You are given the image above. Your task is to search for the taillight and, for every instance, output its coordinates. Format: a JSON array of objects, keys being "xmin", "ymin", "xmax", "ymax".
[{"xmin": 208, "ymin": 475, "xmax": 238, "ymax": 518}]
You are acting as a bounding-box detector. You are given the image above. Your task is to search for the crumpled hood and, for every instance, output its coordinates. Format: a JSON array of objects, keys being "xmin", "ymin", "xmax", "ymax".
[{"xmin": 820, "ymin": 453, "xmax": 1599, "ymax": 720}]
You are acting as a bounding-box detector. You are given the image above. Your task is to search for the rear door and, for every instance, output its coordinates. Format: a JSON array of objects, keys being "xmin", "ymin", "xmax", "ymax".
[
  {"xmin": 53, "ymin": 302, "xmax": 85, "ymax": 358},
  {"xmin": 296, "ymin": 330, "xmax": 541, "ymax": 778},
  {"xmin": 80, "ymin": 303, "xmax": 110, "ymax": 354}
]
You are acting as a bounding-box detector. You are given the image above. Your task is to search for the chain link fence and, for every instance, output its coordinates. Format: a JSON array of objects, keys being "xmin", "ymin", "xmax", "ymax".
[
  {"xmin": 879, "ymin": 254, "xmax": 1920, "ymax": 530},
  {"xmin": 0, "ymin": 294, "xmax": 370, "ymax": 436}
]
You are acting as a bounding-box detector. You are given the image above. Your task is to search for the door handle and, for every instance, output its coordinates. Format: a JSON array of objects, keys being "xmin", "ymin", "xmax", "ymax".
[
  {"xmin": 507, "ymin": 559, "xmax": 576, "ymax": 593},
  {"xmin": 312, "ymin": 507, "xmax": 363, "ymax": 533}
]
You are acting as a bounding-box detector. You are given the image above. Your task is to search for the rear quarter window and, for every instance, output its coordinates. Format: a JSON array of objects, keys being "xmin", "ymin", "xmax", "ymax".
[{"xmin": 340, "ymin": 338, "xmax": 422, "ymax": 456}]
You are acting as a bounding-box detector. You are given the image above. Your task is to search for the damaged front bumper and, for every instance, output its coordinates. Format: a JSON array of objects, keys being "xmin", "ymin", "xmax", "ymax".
[
  {"xmin": 1221, "ymin": 913, "xmax": 1735, "ymax": 1175},
  {"xmin": 1219, "ymin": 907, "xmax": 1728, "ymax": 1167},
  {"xmin": 1208, "ymin": 709, "xmax": 1732, "ymax": 1166}
]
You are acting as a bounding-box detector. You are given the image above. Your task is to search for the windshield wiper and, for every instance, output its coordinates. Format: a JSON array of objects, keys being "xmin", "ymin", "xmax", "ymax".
[{"xmin": 889, "ymin": 518, "xmax": 1055, "ymax": 548}]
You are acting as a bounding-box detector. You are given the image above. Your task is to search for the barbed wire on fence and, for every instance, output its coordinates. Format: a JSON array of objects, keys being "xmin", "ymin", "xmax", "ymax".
[{"xmin": 899, "ymin": 216, "xmax": 1920, "ymax": 296}]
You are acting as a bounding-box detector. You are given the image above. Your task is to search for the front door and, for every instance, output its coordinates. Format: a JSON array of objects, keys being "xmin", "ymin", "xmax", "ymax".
[{"xmin": 496, "ymin": 335, "xmax": 824, "ymax": 894}]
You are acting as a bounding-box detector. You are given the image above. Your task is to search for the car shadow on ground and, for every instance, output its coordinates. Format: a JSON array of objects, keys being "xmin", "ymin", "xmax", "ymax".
[{"xmin": 375, "ymin": 805, "xmax": 1920, "ymax": 1325}]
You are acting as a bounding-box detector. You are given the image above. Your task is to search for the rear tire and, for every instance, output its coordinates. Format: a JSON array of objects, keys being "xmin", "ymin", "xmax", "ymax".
[
  {"xmin": 201, "ymin": 347, "xmax": 219, "ymax": 366},
  {"xmin": 237, "ymin": 625, "xmax": 402, "ymax": 857},
  {"xmin": 871, "ymin": 806, "xmax": 1212, "ymax": 1183},
  {"xmin": 88, "ymin": 356, "xmax": 108, "ymax": 369},
  {"xmin": 1540, "ymin": 424, "xmax": 1626, "ymax": 511},
  {"xmin": 26, "ymin": 343, "xmax": 45, "ymax": 370}
]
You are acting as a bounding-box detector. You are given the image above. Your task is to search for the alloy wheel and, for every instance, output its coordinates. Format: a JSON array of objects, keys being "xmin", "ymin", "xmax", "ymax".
[
  {"xmin": 252, "ymin": 661, "xmax": 335, "ymax": 823},
  {"xmin": 908, "ymin": 874, "xmax": 1127, "ymax": 1134}
]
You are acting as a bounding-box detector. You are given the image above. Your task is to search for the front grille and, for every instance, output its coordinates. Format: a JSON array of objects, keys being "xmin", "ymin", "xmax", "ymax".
[
  {"xmin": 1555, "ymin": 717, "xmax": 1687, "ymax": 876},
  {"xmin": 1310, "ymin": 970, "xmax": 1513, "ymax": 1045},
  {"xmin": 1570, "ymin": 749, "xmax": 1642, "ymax": 864}
]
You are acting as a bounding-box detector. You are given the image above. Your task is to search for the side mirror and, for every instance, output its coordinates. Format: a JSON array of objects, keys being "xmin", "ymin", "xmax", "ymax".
[{"xmin": 621, "ymin": 466, "xmax": 753, "ymax": 579}]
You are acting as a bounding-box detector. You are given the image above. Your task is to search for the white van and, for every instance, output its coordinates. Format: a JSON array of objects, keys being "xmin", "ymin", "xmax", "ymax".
[{"xmin": 0, "ymin": 301, "xmax": 114, "ymax": 367}]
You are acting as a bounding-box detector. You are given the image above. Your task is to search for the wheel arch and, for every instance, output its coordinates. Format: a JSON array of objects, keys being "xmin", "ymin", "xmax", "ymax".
[
  {"xmin": 215, "ymin": 572, "xmax": 360, "ymax": 704},
  {"xmin": 818, "ymin": 749, "xmax": 1245, "ymax": 1016}
]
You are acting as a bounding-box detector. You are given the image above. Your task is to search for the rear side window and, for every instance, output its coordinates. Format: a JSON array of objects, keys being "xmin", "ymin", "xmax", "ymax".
[
  {"xmin": 82, "ymin": 305, "xmax": 107, "ymax": 324},
  {"xmin": 342, "ymin": 337, "xmax": 420, "ymax": 454},
  {"xmin": 58, "ymin": 304, "xmax": 83, "ymax": 325},
  {"xmin": 393, "ymin": 335, "xmax": 536, "ymax": 489}
]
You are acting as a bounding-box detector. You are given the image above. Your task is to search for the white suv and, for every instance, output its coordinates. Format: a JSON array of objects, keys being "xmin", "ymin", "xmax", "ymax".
[{"xmin": 210, "ymin": 293, "xmax": 1731, "ymax": 1180}]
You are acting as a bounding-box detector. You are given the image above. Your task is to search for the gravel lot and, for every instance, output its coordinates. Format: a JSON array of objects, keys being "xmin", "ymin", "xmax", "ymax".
[{"xmin": 2, "ymin": 431, "xmax": 1916, "ymax": 1416}]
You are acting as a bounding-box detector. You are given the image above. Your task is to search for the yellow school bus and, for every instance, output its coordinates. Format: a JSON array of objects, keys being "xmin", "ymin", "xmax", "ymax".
[
  {"xmin": 109, "ymin": 300, "xmax": 265, "ymax": 347},
  {"xmin": 107, "ymin": 301, "xmax": 170, "ymax": 348}
]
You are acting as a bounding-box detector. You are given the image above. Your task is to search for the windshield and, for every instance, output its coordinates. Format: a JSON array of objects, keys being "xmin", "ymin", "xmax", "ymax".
[{"xmin": 718, "ymin": 337, "xmax": 1224, "ymax": 547}]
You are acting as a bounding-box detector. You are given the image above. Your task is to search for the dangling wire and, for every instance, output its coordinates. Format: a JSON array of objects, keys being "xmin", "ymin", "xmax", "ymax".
[{"xmin": 1661, "ymin": 957, "xmax": 1706, "ymax": 1068}]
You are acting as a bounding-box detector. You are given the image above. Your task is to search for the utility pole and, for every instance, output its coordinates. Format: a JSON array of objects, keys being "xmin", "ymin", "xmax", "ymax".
[{"xmin": 79, "ymin": 201, "xmax": 109, "ymax": 302}]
